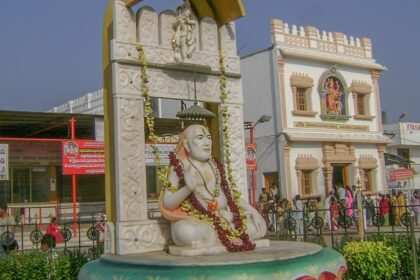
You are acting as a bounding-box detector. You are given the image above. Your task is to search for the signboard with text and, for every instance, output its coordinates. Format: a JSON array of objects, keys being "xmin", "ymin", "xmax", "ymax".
[
  {"xmin": 6, "ymin": 141, "xmax": 61, "ymax": 165},
  {"xmin": 62, "ymin": 140, "xmax": 105, "ymax": 175},
  {"xmin": 401, "ymin": 122, "xmax": 420, "ymax": 146},
  {"xmin": 0, "ymin": 144, "xmax": 9, "ymax": 180},
  {"xmin": 294, "ymin": 121, "xmax": 369, "ymax": 131},
  {"xmin": 145, "ymin": 144, "xmax": 176, "ymax": 165},
  {"xmin": 389, "ymin": 168, "xmax": 413, "ymax": 181}
]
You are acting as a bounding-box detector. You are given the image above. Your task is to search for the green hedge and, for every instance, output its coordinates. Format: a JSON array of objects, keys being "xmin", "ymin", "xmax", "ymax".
[
  {"xmin": 0, "ymin": 250, "xmax": 90, "ymax": 280},
  {"xmin": 342, "ymin": 240, "xmax": 399, "ymax": 280},
  {"xmin": 338, "ymin": 234, "xmax": 419, "ymax": 280}
]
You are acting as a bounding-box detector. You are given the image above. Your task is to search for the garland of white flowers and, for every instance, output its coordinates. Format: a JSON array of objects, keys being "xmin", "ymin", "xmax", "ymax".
[{"xmin": 136, "ymin": 44, "xmax": 168, "ymax": 186}]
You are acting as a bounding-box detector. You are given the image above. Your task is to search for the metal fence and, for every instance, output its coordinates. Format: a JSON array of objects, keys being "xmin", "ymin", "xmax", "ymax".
[
  {"xmin": 0, "ymin": 213, "xmax": 105, "ymax": 257},
  {"xmin": 263, "ymin": 203, "xmax": 420, "ymax": 248},
  {"xmin": 2, "ymin": 202, "xmax": 420, "ymax": 256}
]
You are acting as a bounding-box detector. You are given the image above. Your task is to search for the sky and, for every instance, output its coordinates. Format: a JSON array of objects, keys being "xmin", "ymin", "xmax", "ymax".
[{"xmin": 0, "ymin": 0, "xmax": 419, "ymax": 123}]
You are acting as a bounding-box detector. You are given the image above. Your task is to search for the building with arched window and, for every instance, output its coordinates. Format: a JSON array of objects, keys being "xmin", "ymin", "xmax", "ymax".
[{"xmin": 241, "ymin": 19, "xmax": 391, "ymax": 201}]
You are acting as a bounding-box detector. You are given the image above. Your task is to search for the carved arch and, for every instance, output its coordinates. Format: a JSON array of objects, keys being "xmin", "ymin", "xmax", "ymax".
[
  {"xmin": 318, "ymin": 67, "xmax": 350, "ymax": 117},
  {"xmin": 318, "ymin": 66, "xmax": 349, "ymax": 94}
]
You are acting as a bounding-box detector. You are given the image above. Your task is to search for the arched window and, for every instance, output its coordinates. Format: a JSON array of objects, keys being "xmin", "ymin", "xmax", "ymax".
[{"xmin": 318, "ymin": 67, "xmax": 350, "ymax": 121}]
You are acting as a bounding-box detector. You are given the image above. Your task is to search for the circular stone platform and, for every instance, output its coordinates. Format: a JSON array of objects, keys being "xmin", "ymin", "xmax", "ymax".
[{"xmin": 78, "ymin": 241, "xmax": 347, "ymax": 280}]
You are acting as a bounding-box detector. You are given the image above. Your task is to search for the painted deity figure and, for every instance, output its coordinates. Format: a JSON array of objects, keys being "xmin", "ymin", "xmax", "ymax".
[
  {"xmin": 325, "ymin": 78, "xmax": 342, "ymax": 115},
  {"xmin": 160, "ymin": 125, "xmax": 266, "ymax": 252},
  {"xmin": 172, "ymin": 0, "xmax": 197, "ymax": 61}
]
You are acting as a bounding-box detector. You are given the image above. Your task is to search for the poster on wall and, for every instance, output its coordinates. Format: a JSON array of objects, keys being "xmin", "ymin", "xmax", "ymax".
[
  {"xmin": 245, "ymin": 143, "xmax": 257, "ymax": 171},
  {"xmin": 62, "ymin": 140, "xmax": 105, "ymax": 175},
  {"xmin": 0, "ymin": 144, "xmax": 9, "ymax": 180}
]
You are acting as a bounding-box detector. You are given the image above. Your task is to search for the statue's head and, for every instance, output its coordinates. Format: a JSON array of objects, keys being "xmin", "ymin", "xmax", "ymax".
[{"xmin": 178, "ymin": 124, "xmax": 212, "ymax": 161}]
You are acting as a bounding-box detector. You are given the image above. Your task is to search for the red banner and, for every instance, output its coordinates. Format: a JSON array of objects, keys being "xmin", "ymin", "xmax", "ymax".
[
  {"xmin": 62, "ymin": 140, "xmax": 105, "ymax": 175},
  {"xmin": 389, "ymin": 168, "xmax": 413, "ymax": 181}
]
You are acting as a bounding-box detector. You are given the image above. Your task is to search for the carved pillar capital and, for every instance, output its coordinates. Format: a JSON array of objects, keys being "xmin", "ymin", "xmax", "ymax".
[
  {"xmin": 278, "ymin": 57, "xmax": 285, "ymax": 67},
  {"xmin": 376, "ymin": 144, "xmax": 386, "ymax": 157},
  {"xmin": 370, "ymin": 70, "xmax": 381, "ymax": 81},
  {"xmin": 284, "ymin": 142, "xmax": 291, "ymax": 157}
]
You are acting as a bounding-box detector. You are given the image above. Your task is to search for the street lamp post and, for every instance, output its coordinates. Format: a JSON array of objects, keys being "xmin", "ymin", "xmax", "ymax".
[{"xmin": 244, "ymin": 114, "xmax": 272, "ymax": 207}]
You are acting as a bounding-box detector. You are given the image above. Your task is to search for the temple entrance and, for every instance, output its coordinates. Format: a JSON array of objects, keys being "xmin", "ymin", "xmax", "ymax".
[
  {"xmin": 332, "ymin": 164, "xmax": 349, "ymax": 187},
  {"xmin": 264, "ymin": 171, "xmax": 279, "ymax": 198}
]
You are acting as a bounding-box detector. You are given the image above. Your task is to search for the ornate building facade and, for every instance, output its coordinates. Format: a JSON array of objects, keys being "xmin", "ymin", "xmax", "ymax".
[{"xmin": 241, "ymin": 19, "xmax": 391, "ymax": 201}]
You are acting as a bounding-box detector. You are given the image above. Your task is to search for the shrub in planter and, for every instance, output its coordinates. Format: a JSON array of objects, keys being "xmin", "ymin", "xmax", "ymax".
[{"xmin": 342, "ymin": 240, "xmax": 399, "ymax": 280}]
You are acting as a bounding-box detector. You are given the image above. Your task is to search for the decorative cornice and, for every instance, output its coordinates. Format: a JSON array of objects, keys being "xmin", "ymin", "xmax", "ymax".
[
  {"xmin": 353, "ymin": 114, "xmax": 375, "ymax": 120},
  {"xmin": 296, "ymin": 154, "xmax": 319, "ymax": 170},
  {"xmin": 350, "ymin": 80, "xmax": 372, "ymax": 94},
  {"xmin": 358, "ymin": 155, "xmax": 378, "ymax": 169},
  {"xmin": 290, "ymin": 73, "xmax": 314, "ymax": 88},
  {"xmin": 322, "ymin": 143, "xmax": 356, "ymax": 164},
  {"xmin": 292, "ymin": 110, "xmax": 317, "ymax": 117},
  {"xmin": 278, "ymin": 46, "xmax": 386, "ymax": 71}
]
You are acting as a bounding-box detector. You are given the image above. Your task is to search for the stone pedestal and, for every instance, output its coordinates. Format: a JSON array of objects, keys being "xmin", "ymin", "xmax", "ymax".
[{"xmin": 79, "ymin": 241, "xmax": 347, "ymax": 280}]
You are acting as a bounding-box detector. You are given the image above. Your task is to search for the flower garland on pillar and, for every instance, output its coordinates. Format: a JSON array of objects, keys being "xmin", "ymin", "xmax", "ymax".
[
  {"xmin": 136, "ymin": 44, "xmax": 167, "ymax": 184},
  {"xmin": 218, "ymin": 52, "xmax": 249, "ymax": 233},
  {"xmin": 135, "ymin": 43, "xmax": 254, "ymax": 251}
]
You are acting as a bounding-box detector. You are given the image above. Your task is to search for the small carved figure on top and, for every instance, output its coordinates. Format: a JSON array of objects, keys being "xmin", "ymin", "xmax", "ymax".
[{"xmin": 172, "ymin": 0, "xmax": 197, "ymax": 61}]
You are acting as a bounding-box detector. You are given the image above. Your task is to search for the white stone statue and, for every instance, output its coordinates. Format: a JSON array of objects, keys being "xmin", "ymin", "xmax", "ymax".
[
  {"xmin": 159, "ymin": 124, "xmax": 266, "ymax": 253},
  {"xmin": 172, "ymin": 0, "xmax": 197, "ymax": 61}
]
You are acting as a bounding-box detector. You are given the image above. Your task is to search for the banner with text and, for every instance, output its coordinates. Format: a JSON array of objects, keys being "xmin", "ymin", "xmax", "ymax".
[
  {"xmin": 62, "ymin": 140, "xmax": 105, "ymax": 175},
  {"xmin": 389, "ymin": 168, "xmax": 413, "ymax": 182},
  {"xmin": 0, "ymin": 144, "xmax": 9, "ymax": 180}
]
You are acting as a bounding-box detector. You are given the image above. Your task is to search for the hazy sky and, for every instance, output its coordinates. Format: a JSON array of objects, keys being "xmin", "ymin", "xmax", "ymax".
[{"xmin": 0, "ymin": 0, "xmax": 419, "ymax": 123}]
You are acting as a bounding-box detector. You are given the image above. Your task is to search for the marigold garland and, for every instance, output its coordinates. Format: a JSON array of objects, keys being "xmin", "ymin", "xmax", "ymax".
[
  {"xmin": 135, "ymin": 43, "xmax": 254, "ymax": 251},
  {"xmin": 136, "ymin": 44, "xmax": 168, "ymax": 185}
]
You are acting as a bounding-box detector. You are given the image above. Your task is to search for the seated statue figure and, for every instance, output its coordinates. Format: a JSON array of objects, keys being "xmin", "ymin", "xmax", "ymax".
[{"xmin": 159, "ymin": 124, "xmax": 266, "ymax": 253}]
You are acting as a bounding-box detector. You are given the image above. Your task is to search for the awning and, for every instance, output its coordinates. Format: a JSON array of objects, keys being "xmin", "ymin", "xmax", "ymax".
[
  {"xmin": 189, "ymin": 0, "xmax": 246, "ymax": 26},
  {"xmin": 384, "ymin": 153, "xmax": 414, "ymax": 166}
]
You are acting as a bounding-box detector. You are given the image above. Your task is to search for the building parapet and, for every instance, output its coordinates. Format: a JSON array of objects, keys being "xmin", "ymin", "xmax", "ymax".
[
  {"xmin": 48, "ymin": 89, "xmax": 104, "ymax": 114},
  {"xmin": 271, "ymin": 19, "xmax": 373, "ymax": 60}
]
